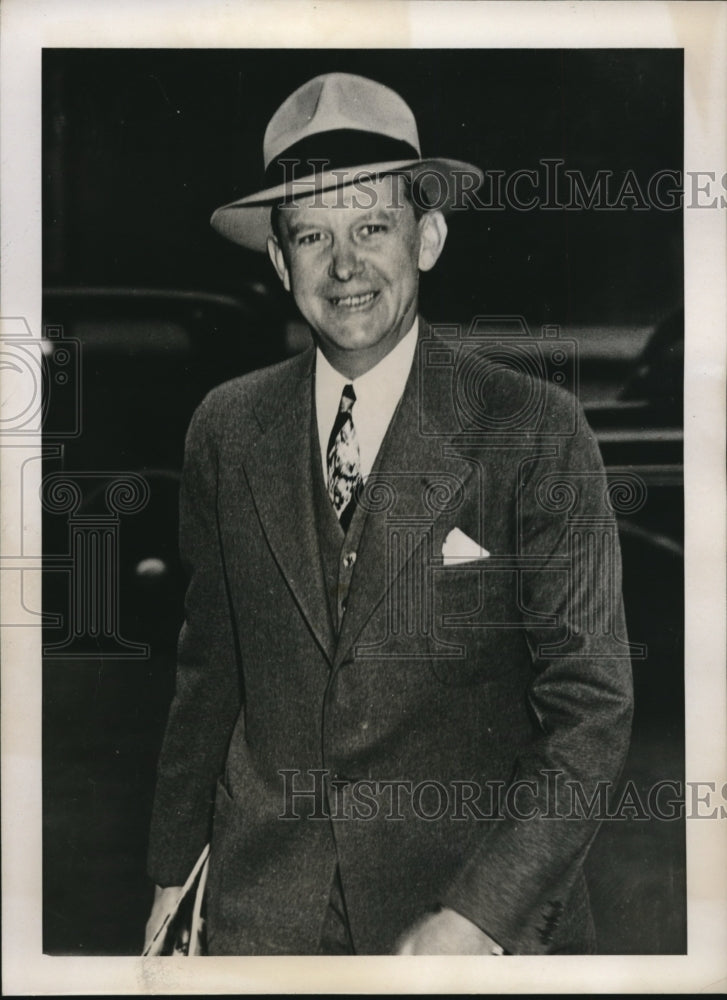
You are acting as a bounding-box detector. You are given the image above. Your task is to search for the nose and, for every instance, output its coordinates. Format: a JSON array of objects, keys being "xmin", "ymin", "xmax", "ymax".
[{"xmin": 328, "ymin": 239, "xmax": 362, "ymax": 282}]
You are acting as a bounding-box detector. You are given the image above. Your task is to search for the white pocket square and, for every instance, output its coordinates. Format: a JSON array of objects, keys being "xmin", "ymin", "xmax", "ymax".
[{"xmin": 441, "ymin": 527, "xmax": 490, "ymax": 565}]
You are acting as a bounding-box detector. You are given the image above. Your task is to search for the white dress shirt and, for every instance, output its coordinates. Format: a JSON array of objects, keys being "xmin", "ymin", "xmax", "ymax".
[{"xmin": 315, "ymin": 318, "xmax": 419, "ymax": 485}]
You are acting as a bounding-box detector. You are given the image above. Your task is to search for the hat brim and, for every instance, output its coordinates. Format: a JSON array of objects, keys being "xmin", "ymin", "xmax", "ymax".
[{"xmin": 210, "ymin": 158, "xmax": 483, "ymax": 252}]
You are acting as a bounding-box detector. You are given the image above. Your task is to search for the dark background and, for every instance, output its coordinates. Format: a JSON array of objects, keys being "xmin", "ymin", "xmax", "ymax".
[
  {"xmin": 44, "ymin": 48, "xmax": 684, "ymax": 326},
  {"xmin": 42, "ymin": 49, "xmax": 684, "ymax": 955}
]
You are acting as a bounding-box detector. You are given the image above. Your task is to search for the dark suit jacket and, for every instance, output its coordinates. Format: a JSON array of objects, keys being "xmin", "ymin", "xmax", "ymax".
[{"xmin": 147, "ymin": 319, "xmax": 633, "ymax": 955}]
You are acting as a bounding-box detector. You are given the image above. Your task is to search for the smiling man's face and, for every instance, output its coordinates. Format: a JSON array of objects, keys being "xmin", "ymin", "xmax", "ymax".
[{"xmin": 268, "ymin": 176, "xmax": 446, "ymax": 378}]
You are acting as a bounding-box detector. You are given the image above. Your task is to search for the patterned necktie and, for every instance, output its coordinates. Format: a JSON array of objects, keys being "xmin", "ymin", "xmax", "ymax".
[{"xmin": 327, "ymin": 383, "xmax": 362, "ymax": 532}]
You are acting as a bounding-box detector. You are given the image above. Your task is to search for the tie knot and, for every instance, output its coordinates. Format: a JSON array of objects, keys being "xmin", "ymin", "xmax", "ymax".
[{"xmin": 340, "ymin": 384, "xmax": 356, "ymax": 413}]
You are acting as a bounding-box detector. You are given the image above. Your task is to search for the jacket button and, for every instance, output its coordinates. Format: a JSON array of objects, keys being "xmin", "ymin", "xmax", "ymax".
[{"xmin": 343, "ymin": 551, "xmax": 357, "ymax": 568}]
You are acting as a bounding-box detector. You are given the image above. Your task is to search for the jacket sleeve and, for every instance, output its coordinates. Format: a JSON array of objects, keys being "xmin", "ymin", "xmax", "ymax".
[
  {"xmin": 147, "ymin": 394, "xmax": 243, "ymax": 886},
  {"xmin": 440, "ymin": 389, "xmax": 634, "ymax": 953}
]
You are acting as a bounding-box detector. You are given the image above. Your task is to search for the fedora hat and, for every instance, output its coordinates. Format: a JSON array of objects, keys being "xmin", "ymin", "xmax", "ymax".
[{"xmin": 210, "ymin": 72, "xmax": 483, "ymax": 252}]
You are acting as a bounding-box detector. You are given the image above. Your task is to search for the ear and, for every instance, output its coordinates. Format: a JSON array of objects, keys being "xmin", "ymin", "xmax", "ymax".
[
  {"xmin": 267, "ymin": 234, "xmax": 291, "ymax": 292},
  {"xmin": 417, "ymin": 210, "xmax": 448, "ymax": 272}
]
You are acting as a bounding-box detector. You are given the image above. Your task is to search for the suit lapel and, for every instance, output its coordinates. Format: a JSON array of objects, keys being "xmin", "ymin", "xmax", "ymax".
[
  {"xmin": 334, "ymin": 322, "xmax": 475, "ymax": 668},
  {"xmin": 242, "ymin": 349, "xmax": 336, "ymax": 664}
]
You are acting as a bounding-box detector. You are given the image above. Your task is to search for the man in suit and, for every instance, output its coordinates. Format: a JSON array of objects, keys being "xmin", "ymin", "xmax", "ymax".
[{"xmin": 146, "ymin": 72, "xmax": 633, "ymax": 955}]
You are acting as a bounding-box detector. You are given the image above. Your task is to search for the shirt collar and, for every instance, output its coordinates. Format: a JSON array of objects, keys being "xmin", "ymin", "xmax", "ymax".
[
  {"xmin": 315, "ymin": 316, "xmax": 419, "ymax": 402},
  {"xmin": 314, "ymin": 317, "xmax": 419, "ymax": 480}
]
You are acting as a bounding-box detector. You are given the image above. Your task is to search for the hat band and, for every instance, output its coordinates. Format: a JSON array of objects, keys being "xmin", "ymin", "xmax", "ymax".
[{"xmin": 263, "ymin": 128, "xmax": 420, "ymax": 192}]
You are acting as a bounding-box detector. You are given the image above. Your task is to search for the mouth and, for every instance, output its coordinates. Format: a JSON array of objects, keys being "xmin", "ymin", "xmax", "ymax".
[{"xmin": 327, "ymin": 290, "xmax": 379, "ymax": 310}]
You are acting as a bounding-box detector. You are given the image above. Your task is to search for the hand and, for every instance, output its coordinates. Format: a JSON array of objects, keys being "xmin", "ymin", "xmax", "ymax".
[
  {"xmin": 395, "ymin": 907, "xmax": 502, "ymax": 955},
  {"xmin": 143, "ymin": 883, "xmax": 185, "ymax": 954}
]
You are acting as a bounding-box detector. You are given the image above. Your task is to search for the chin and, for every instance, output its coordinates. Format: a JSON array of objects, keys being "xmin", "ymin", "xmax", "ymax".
[
  {"xmin": 326, "ymin": 324, "xmax": 384, "ymax": 349},
  {"xmin": 347, "ymin": 333, "xmax": 388, "ymax": 353}
]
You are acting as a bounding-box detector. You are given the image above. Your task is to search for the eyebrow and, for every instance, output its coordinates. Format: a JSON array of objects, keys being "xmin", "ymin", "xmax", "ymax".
[
  {"xmin": 286, "ymin": 208, "xmax": 400, "ymax": 232},
  {"xmin": 355, "ymin": 207, "xmax": 401, "ymax": 225},
  {"xmin": 284, "ymin": 220, "xmax": 323, "ymax": 239},
  {"xmin": 280, "ymin": 200, "xmax": 407, "ymax": 244}
]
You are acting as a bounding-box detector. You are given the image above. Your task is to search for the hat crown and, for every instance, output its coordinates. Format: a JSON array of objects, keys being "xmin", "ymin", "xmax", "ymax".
[{"xmin": 263, "ymin": 72, "xmax": 421, "ymax": 167}]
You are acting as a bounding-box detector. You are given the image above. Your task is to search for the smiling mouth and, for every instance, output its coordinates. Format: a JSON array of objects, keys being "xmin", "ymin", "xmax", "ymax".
[{"xmin": 328, "ymin": 291, "xmax": 379, "ymax": 309}]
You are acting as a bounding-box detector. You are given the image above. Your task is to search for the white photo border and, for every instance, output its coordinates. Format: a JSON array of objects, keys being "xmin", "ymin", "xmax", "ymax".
[{"xmin": 1, "ymin": 1, "xmax": 725, "ymax": 994}]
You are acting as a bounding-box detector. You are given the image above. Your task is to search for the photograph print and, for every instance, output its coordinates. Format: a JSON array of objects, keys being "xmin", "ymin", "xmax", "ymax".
[{"xmin": 40, "ymin": 47, "xmax": 685, "ymax": 957}]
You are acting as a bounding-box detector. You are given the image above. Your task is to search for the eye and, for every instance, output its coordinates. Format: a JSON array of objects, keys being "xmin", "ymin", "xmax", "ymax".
[
  {"xmin": 297, "ymin": 231, "xmax": 323, "ymax": 246},
  {"xmin": 360, "ymin": 223, "xmax": 388, "ymax": 237}
]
